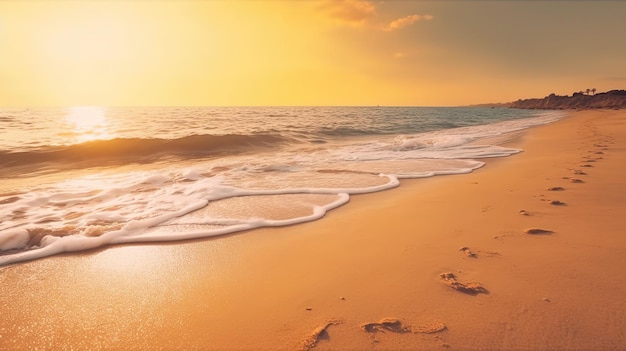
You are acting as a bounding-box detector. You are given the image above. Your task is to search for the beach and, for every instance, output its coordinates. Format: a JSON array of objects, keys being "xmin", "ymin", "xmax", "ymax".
[{"xmin": 1, "ymin": 109, "xmax": 626, "ymax": 350}]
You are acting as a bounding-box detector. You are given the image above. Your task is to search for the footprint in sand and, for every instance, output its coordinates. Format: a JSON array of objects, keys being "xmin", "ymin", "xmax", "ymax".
[
  {"xmin": 361, "ymin": 318, "xmax": 411, "ymax": 334},
  {"xmin": 568, "ymin": 168, "xmax": 591, "ymax": 175},
  {"xmin": 547, "ymin": 186, "xmax": 565, "ymax": 191},
  {"xmin": 541, "ymin": 198, "xmax": 566, "ymax": 205},
  {"xmin": 459, "ymin": 246, "xmax": 477, "ymax": 258},
  {"xmin": 563, "ymin": 177, "xmax": 585, "ymax": 183},
  {"xmin": 462, "ymin": 247, "xmax": 501, "ymax": 257},
  {"xmin": 439, "ymin": 273, "xmax": 488, "ymax": 295},
  {"xmin": 360, "ymin": 318, "xmax": 447, "ymax": 335},
  {"xmin": 301, "ymin": 320, "xmax": 340, "ymax": 351},
  {"xmin": 524, "ymin": 228, "xmax": 554, "ymax": 235}
]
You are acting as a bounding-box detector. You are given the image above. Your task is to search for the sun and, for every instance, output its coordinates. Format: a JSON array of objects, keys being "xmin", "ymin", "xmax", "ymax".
[{"xmin": 65, "ymin": 106, "xmax": 110, "ymax": 143}]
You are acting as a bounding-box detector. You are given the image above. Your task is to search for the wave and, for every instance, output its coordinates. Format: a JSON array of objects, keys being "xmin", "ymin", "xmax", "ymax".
[
  {"xmin": 0, "ymin": 110, "xmax": 565, "ymax": 266},
  {"xmin": 314, "ymin": 126, "xmax": 386, "ymax": 137},
  {"xmin": 0, "ymin": 133, "xmax": 293, "ymax": 170},
  {"xmin": 313, "ymin": 122, "xmax": 468, "ymax": 138}
]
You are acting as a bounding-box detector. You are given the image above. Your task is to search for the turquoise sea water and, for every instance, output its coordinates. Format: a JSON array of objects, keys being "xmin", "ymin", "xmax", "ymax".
[{"xmin": 0, "ymin": 106, "xmax": 563, "ymax": 265}]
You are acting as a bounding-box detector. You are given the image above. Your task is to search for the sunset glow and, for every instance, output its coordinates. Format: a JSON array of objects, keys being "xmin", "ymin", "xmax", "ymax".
[{"xmin": 1, "ymin": 1, "xmax": 625, "ymax": 106}]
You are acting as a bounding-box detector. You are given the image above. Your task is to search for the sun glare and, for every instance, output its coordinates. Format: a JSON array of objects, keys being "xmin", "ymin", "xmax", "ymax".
[{"xmin": 65, "ymin": 106, "xmax": 110, "ymax": 143}]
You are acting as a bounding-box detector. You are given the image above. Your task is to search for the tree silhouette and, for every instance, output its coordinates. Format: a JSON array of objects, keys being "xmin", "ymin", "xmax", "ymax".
[
  {"xmin": 586, "ymin": 88, "xmax": 591, "ymax": 95},
  {"xmin": 591, "ymin": 88, "xmax": 597, "ymax": 95}
]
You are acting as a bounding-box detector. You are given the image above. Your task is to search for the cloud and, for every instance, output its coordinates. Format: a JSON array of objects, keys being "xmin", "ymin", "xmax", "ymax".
[
  {"xmin": 319, "ymin": 0, "xmax": 376, "ymax": 24},
  {"xmin": 384, "ymin": 14, "xmax": 433, "ymax": 32},
  {"xmin": 319, "ymin": 2, "xmax": 432, "ymax": 33}
]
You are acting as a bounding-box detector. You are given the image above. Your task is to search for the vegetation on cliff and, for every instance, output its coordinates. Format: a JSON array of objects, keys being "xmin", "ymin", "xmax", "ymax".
[{"xmin": 509, "ymin": 90, "xmax": 626, "ymax": 110}]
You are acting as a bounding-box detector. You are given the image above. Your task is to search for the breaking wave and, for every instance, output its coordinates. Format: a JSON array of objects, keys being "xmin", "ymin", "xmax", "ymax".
[{"xmin": 0, "ymin": 133, "xmax": 294, "ymax": 169}]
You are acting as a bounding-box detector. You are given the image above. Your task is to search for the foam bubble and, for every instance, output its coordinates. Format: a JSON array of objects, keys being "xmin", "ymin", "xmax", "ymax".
[{"xmin": 0, "ymin": 228, "xmax": 29, "ymax": 250}]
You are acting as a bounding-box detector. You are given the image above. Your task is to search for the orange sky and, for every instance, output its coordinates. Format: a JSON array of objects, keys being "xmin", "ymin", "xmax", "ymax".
[{"xmin": 1, "ymin": 0, "xmax": 625, "ymax": 107}]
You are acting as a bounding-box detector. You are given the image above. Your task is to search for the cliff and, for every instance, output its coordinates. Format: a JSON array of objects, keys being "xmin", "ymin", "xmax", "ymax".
[{"xmin": 509, "ymin": 90, "xmax": 626, "ymax": 110}]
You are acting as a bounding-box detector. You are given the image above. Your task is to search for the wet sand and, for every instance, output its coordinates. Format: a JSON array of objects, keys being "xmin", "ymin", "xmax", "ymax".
[{"xmin": 1, "ymin": 110, "xmax": 626, "ymax": 350}]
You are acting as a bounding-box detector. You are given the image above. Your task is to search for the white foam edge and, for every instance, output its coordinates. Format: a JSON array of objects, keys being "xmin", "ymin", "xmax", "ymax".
[
  {"xmin": 0, "ymin": 160, "xmax": 491, "ymax": 267},
  {"xmin": 0, "ymin": 175, "xmax": 397, "ymax": 266}
]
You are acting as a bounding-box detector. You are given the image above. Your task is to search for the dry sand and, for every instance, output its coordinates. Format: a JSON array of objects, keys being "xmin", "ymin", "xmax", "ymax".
[{"xmin": 1, "ymin": 110, "xmax": 626, "ymax": 350}]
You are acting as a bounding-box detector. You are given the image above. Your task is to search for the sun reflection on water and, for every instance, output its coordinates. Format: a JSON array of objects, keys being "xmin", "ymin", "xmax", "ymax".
[{"xmin": 65, "ymin": 106, "xmax": 110, "ymax": 143}]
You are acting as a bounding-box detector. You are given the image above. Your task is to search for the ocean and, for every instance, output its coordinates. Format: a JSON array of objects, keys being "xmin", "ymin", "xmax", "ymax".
[{"xmin": 0, "ymin": 106, "xmax": 563, "ymax": 266}]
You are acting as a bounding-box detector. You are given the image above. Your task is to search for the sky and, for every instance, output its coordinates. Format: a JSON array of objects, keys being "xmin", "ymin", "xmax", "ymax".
[{"xmin": 0, "ymin": 0, "xmax": 625, "ymax": 107}]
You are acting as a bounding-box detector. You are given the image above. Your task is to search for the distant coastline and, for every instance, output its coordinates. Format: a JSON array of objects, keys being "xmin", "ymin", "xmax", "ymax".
[{"xmin": 508, "ymin": 89, "xmax": 626, "ymax": 110}]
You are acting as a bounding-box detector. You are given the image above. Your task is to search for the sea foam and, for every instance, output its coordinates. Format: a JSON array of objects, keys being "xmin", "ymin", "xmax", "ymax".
[{"xmin": 0, "ymin": 110, "xmax": 563, "ymax": 266}]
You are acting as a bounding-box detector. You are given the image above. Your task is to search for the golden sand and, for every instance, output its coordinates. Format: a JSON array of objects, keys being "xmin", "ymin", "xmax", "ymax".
[{"xmin": 1, "ymin": 110, "xmax": 625, "ymax": 350}]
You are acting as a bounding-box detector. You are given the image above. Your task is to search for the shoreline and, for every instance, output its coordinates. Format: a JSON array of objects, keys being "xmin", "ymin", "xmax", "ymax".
[{"xmin": 1, "ymin": 110, "xmax": 626, "ymax": 350}]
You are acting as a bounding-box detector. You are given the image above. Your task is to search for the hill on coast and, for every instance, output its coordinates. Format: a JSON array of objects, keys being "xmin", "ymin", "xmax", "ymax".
[{"xmin": 508, "ymin": 90, "xmax": 626, "ymax": 110}]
